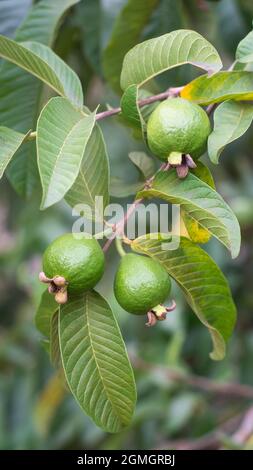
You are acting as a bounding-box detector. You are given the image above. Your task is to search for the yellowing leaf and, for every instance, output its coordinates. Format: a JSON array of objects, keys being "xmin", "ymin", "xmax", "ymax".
[{"xmin": 181, "ymin": 71, "xmax": 253, "ymax": 104}]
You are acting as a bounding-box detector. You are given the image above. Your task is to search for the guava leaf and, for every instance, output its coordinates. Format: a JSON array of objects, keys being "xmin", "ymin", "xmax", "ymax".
[
  {"xmin": 110, "ymin": 151, "xmax": 155, "ymax": 198},
  {"xmin": 110, "ymin": 178, "xmax": 144, "ymax": 198},
  {"xmin": 59, "ymin": 291, "xmax": 136, "ymax": 433},
  {"xmin": 103, "ymin": 0, "xmax": 159, "ymax": 93},
  {"xmin": 120, "ymin": 85, "xmax": 146, "ymax": 136},
  {"xmin": 181, "ymin": 71, "xmax": 253, "ymax": 104},
  {"xmin": 0, "ymin": 36, "xmax": 83, "ymax": 108},
  {"xmin": 0, "ymin": 0, "xmax": 80, "ymax": 197},
  {"xmin": 0, "ymin": 127, "xmax": 28, "ymax": 179},
  {"xmin": 0, "ymin": 0, "xmax": 32, "ymax": 38},
  {"xmin": 132, "ymin": 234, "xmax": 237, "ymax": 360},
  {"xmin": 77, "ymin": 0, "xmax": 102, "ymax": 75},
  {"xmin": 129, "ymin": 151, "xmax": 156, "ymax": 179},
  {"xmin": 236, "ymin": 29, "xmax": 253, "ymax": 64},
  {"xmin": 182, "ymin": 162, "xmax": 215, "ymax": 244},
  {"xmin": 50, "ymin": 310, "xmax": 61, "ymax": 370},
  {"xmin": 37, "ymin": 97, "xmax": 95, "ymax": 209},
  {"xmin": 121, "ymin": 29, "xmax": 222, "ymax": 90},
  {"xmin": 138, "ymin": 170, "xmax": 241, "ymax": 258},
  {"xmin": 208, "ymin": 100, "xmax": 253, "ymax": 164},
  {"xmin": 35, "ymin": 289, "xmax": 58, "ymax": 339},
  {"xmin": 65, "ymin": 124, "xmax": 110, "ymax": 220},
  {"xmin": 119, "ymin": 86, "xmax": 157, "ymax": 137}
]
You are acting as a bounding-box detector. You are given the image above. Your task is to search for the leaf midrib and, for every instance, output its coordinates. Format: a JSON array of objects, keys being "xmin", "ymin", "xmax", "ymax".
[{"xmin": 85, "ymin": 294, "xmax": 124, "ymax": 426}]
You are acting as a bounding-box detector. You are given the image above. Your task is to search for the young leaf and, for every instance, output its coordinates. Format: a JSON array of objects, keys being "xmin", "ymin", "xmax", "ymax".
[
  {"xmin": 0, "ymin": 0, "xmax": 32, "ymax": 38},
  {"xmin": 0, "ymin": 0, "xmax": 80, "ymax": 197},
  {"xmin": 208, "ymin": 101, "xmax": 253, "ymax": 164},
  {"xmin": 119, "ymin": 86, "xmax": 157, "ymax": 137},
  {"xmin": 236, "ymin": 29, "xmax": 253, "ymax": 64},
  {"xmin": 103, "ymin": 0, "xmax": 159, "ymax": 93},
  {"xmin": 132, "ymin": 234, "xmax": 237, "ymax": 360},
  {"xmin": 182, "ymin": 162, "xmax": 215, "ymax": 244},
  {"xmin": 110, "ymin": 151, "xmax": 155, "ymax": 198},
  {"xmin": 181, "ymin": 71, "xmax": 253, "ymax": 104},
  {"xmin": 120, "ymin": 29, "xmax": 222, "ymax": 90},
  {"xmin": 59, "ymin": 291, "xmax": 137, "ymax": 433},
  {"xmin": 121, "ymin": 85, "xmax": 146, "ymax": 136},
  {"xmin": 0, "ymin": 36, "xmax": 83, "ymax": 108},
  {"xmin": 0, "ymin": 127, "xmax": 28, "ymax": 178},
  {"xmin": 65, "ymin": 124, "xmax": 110, "ymax": 220},
  {"xmin": 110, "ymin": 178, "xmax": 143, "ymax": 198},
  {"xmin": 129, "ymin": 151, "xmax": 156, "ymax": 179},
  {"xmin": 37, "ymin": 97, "xmax": 95, "ymax": 209},
  {"xmin": 138, "ymin": 170, "xmax": 241, "ymax": 258},
  {"xmin": 35, "ymin": 290, "xmax": 58, "ymax": 339}
]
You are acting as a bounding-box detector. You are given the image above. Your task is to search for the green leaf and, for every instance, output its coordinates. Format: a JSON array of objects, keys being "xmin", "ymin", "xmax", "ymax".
[
  {"xmin": 121, "ymin": 85, "xmax": 146, "ymax": 135},
  {"xmin": 0, "ymin": 0, "xmax": 32, "ymax": 38},
  {"xmin": 110, "ymin": 178, "xmax": 144, "ymax": 198},
  {"xmin": 190, "ymin": 162, "xmax": 215, "ymax": 189},
  {"xmin": 0, "ymin": 36, "xmax": 83, "ymax": 108},
  {"xmin": 138, "ymin": 170, "xmax": 241, "ymax": 258},
  {"xmin": 37, "ymin": 98, "xmax": 95, "ymax": 209},
  {"xmin": 77, "ymin": 0, "xmax": 102, "ymax": 75},
  {"xmin": 182, "ymin": 162, "xmax": 215, "ymax": 244},
  {"xmin": 59, "ymin": 291, "xmax": 136, "ymax": 433},
  {"xmin": 110, "ymin": 151, "xmax": 155, "ymax": 198},
  {"xmin": 0, "ymin": 127, "xmax": 28, "ymax": 178},
  {"xmin": 121, "ymin": 29, "xmax": 222, "ymax": 90},
  {"xmin": 0, "ymin": 0, "xmax": 80, "ymax": 197},
  {"xmin": 35, "ymin": 290, "xmax": 58, "ymax": 339},
  {"xmin": 208, "ymin": 101, "xmax": 253, "ymax": 164},
  {"xmin": 50, "ymin": 310, "xmax": 61, "ymax": 370},
  {"xmin": 236, "ymin": 29, "xmax": 253, "ymax": 64},
  {"xmin": 129, "ymin": 151, "xmax": 156, "ymax": 179},
  {"xmin": 132, "ymin": 234, "xmax": 237, "ymax": 360},
  {"xmin": 119, "ymin": 86, "xmax": 157, "ymax": 138},
  {"xmin": 181, "ymin": 71, "xmax": 253, "ymax": 104},
  {"xmin": 65, "ymin": 124, "xmax": 110, "ymax": 220},
  {"xmin": 103, "ymin": 0, "xmax": 159, "ymax": 93}
]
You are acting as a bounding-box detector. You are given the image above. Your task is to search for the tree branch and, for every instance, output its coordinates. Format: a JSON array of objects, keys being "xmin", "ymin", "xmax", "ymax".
[
  {"xmin": 131, "ymin": 355, "xmax": 253, "ymax": 400},
  {"xmin": 96, "ymin": 86, "xmax": 183, "ymax": 121}
]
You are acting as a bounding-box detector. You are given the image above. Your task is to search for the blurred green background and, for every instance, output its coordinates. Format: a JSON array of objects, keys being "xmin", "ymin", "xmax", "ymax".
[{"xmin": 1, "ymin": 0, "xmax": 253, "ymax": 450}]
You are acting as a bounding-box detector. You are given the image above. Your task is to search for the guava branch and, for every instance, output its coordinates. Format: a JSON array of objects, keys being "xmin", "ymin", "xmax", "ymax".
[
  {"xmin": 102, "ymin": 198, "xmax": 143, "ymax": 252},
  {"xmin": 25, "ymin": 86, "xmax": 183, "ymax": 141},
  {"xmin": 95, "ymin": 86, "xmax": 183, "ymax": 121}
]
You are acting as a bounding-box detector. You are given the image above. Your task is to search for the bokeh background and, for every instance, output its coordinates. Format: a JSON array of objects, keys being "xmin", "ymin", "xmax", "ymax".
[{"xmin": 1, "ymin": 0, "xmax": 253, "ymax": 450}]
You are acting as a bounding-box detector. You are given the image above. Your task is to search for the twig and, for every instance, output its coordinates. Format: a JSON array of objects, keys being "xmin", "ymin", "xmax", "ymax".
[
  {"xmin": 102, "ymin": 160, "xmax": 169, "ymax": 253},
  {"xmin": 155, "ymin": 413, "xmax": 244, "ymax": 450},
  {"xmin": 96, "ymin": 86, "xmax": 183, "ymax": 121},
  {"xmin": 131, "ymin": 355, "xmax": 253, "ymax": 399},
  {"xmin": 102, "ymin": 198, "xmax": 143, "ymax": 252},
  {"xmin": 24, "ymin": 87, "xmax": 183, "ymax": 141}
]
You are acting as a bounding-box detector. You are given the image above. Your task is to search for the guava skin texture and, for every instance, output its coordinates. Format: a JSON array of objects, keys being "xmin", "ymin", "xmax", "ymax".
[
  {"xmin": 114, "ymin": 253, "xmax": 171, "ymax": 315},
  {"xmin": 42, "ymin": 233, "xmax": 105, "ymax": 294},
  {"xmin": 147, "ymin": 97, "xmax": 211, "ymax": 161}
]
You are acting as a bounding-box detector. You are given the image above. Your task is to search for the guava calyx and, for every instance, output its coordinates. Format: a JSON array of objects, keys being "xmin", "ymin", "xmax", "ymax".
[
  {"xmin": 164, "ymin": 153, "xmax": 196, "ymax": 179},
  {"xmin": 146, "ymin": 300, "xmax": 176, "ymax": 327}
]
